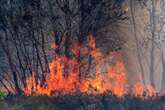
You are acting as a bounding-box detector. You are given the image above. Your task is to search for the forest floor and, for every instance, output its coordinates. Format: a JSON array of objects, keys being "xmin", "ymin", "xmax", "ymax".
[{"xmin": 0, "ymin": 93, "xmax": 165, "ymax": 110}]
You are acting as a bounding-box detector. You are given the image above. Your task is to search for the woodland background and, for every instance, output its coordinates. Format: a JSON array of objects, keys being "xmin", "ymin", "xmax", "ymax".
[{"xmin": 0, "ymin": 0, "xmax": 165, "ymax": 94}]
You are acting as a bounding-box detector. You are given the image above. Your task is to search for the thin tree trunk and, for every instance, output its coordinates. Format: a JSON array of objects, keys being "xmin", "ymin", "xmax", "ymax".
[
  {"xmin": 64, "ymin": 0, "xmax": 72, "ymax": 58},
  {"xmin": 161, "ymin": 51, "xmax": 165, "ymax": 92},
  {"xmin": 0, "ymin": 29, "xmax": 21, "ymax": 94},
  {"xmin": 0, "ymin": 79, "xmax": 10, "ymax": 93},
  {"xmin": 150, "ymin": 0, "xmax": 156, "ymax": 88},
  {"xmin": 130, "ymin": 0, "xmax": 146, "ymax": 86},
  {"xmin": 9, "ymin": 29, "xmax": 27, "ymax": 89}
]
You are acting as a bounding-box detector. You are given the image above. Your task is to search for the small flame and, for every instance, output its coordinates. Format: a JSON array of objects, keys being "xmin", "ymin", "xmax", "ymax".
[
  {"xmin": 134, "ymin": 82, "xmax": 144, "ymax": 97},
  {"xmin": 134, "ymin": 82, "xmax": 155, "ymax": 98},
  {"xmin": 146, "ymin": 85, "xmax": 155, "ymax": 97},
  {"xmin": 50, "ymin": 43, "xmax": 58, "ymax": 49}
]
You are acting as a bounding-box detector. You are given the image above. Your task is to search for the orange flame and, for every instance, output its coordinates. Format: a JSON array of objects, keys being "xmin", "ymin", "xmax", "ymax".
[
  {"xmin": 146, "ymin": 85, "xmax": 155, "ymax": 97},
  {"xmin": 134, "ymin": 82, "xmax": 155, "ymax": 98},
  {"xmin": 23, "ymin": 35, "xmax": 154, "ymax": 98},
  {"xmin": 50, "ymin": 43, "xmax": 58, "ymax": 49},
  {"xmin": 134, "ymin": 82, "xmax": 144, "ymax": 97}
]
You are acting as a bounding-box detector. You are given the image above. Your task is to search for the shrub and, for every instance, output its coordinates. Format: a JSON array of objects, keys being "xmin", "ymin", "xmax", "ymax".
[{"xmin": 0, "ymin": 91, "xmax": 7, "ymax": 101}]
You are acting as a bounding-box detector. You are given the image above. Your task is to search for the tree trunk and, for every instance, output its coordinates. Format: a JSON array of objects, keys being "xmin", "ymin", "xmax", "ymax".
[
  {"xmin": 130, "ymin": 0, "xmax": 146, "ymax": 86},
  {"xmin": 161, "ymin": 51, "xmax": 165, "ymax": 91},
  {"xmin": 150, "ymin": 0, "xmax": 156, "ymax": 89}
]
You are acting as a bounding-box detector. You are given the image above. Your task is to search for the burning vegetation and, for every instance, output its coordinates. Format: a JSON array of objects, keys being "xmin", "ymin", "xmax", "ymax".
[
  {"xmin": 23, "ymin": 35, "xmax": 155, "ymax": 98},
  {"xmin": 0, "ymin": 0, "xmax": 165, "ymax": 110},
  {"xmin": 23, "ymin": 35, "xmax": 128, "ymax": 97}
]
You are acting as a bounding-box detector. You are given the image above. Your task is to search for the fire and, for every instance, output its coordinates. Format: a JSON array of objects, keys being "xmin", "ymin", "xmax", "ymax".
[
  {"xmin": 50, "ymin": 43, "xmax": 58, "ymax": 49},
  {"xmin": 23, "ymin": 35, "xmax": 154, "ymax": 98},
  {"xmin": 134, "ymin": 82, "xmax": 144, "ymax": 97},
  {"xmin": 146, "ymin": 85, "xmax": 155, "ymax": 97},
  {"xmin": 134, "ymin": 82, "xmax": 155, "ymax": 98}
]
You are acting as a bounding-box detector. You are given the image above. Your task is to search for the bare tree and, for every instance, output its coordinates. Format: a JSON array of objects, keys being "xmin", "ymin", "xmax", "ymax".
[{"xmin": 0, "ymin": 0, "xmax": 129, "ymax": 94}]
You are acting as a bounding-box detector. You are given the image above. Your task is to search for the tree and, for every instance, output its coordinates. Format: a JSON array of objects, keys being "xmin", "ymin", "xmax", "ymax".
[{"xmin": 0, "ymin": 0, "xmax": 129, "ymax": 94}]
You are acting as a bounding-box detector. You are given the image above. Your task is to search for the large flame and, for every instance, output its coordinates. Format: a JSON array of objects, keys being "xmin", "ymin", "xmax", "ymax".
[{"xmin": 23, "ymin": 35, "xmax": 154, "ymax": 98}]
